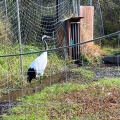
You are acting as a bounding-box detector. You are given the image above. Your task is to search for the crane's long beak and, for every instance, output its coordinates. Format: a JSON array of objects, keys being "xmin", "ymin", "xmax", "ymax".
[
  {"xmin": 46, "ymin": 36, "xmax": 52, "ymax": 39},
  {"xmin": 42, "ymin": 35, "xmax": 52, "ymax": 42}
]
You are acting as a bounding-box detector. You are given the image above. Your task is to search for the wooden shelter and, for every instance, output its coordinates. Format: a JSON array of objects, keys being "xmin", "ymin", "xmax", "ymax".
[{"xmin": 65, "ymin": 6, "xmax": 94, "ymax": 60}]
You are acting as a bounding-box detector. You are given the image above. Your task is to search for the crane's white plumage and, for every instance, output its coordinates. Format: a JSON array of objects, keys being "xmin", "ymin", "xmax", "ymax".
[
  {"xmin": 27, "ymin": 35, "xmax": 51, "ymax": 83},
  {"xmin": 29, "ymin": 51, "xmax": 47, "ymax": 76}
]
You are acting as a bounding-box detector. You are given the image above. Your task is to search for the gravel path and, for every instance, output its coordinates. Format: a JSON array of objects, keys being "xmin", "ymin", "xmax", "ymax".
[{"xmin": 94, "ymin": 66, "xmax": 120, "ymax": 79}]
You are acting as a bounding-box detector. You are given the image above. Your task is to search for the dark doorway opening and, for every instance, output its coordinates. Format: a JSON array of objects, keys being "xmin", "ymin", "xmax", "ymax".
[{"xmin": 70, "ymin": 22, "xmax": 80, "ymax": 60}]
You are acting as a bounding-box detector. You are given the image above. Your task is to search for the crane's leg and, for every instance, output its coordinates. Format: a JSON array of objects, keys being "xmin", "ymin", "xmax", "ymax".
[{"xmin": 40, "ymin": 76, "xmax": 43, "ymax": 83}]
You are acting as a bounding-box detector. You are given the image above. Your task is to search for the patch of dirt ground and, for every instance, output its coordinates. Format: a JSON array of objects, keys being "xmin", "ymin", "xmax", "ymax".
[{"xmin": 48, "ymin": 86, "xmax": 120, "ymax": 120}]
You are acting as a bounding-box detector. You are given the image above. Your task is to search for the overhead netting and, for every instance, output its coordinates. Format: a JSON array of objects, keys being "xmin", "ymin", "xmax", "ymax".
[
  {"xmin": 0, "ymin": 0, "xmax": 71, "ymax": 50},
  {"xmin": 20, "ymin": 0, "xmax": 71, "ymax": 48}
]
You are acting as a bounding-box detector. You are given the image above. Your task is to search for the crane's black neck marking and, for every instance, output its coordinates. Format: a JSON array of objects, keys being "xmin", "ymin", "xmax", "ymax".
[{"xmin": 42, "ymin": 39, "xmax": 48, "ymax": 50}]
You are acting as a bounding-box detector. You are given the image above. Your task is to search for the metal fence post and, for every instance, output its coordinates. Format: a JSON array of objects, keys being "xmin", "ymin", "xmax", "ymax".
[
  {"xmin": 78, "ymin": 0, "xmax": 80, "ymax": 16},
  {"xmin": 90, "ymin": 0, "xmax": 92, "ymax": 6},
  {"xmin": 16, "ymin": 0, "xmax": 23, "ymax": 76},
  {"xmin": 5, "ymin": 0, "xmax": 8, "ymax": 19},
  {"xmin": 98, "ymin": 0, "xmax": 104, "ymax": 35}
]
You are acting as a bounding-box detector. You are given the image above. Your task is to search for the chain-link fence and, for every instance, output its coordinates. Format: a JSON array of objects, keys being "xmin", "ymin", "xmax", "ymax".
[{"xmin": 0, "ymin": 0, "xmax": 120, "ymax": 119}]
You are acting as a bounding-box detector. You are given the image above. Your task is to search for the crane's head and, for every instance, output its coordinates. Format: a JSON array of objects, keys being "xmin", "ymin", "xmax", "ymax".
[
  {"xmin": 42, "ymin": 35, "xmax": 52, "ymax": 50},
  {"xmin": 42, "ymin": 35, "xmax": 51, "ymax": 41}
]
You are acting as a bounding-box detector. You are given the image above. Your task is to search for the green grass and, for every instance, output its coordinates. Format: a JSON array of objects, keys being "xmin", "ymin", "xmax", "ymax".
[
  {"xmin": 0, "ymin": 44, "xmax": 65, "ymax": 89},
  {"xmin": 94, "ymin": 77, "xmax": 120, "ymax": 87},
  {"xmin": 0, "ymin": 44, "xmax": 40, "ymax": 89},
  {"xmin": 1, "ymin": 78, "xmax": 120, "ymax": 120},
  {"xmin": 70, "ymin": 67, "xmax": 95, "ymax": 82},
  {"xmin": 102, "ymin": 47, "xmax": 120, "ymax": 55},
  {"xmin": 0, "ymin": 43, "xmax": 65, "ymax": 97}
]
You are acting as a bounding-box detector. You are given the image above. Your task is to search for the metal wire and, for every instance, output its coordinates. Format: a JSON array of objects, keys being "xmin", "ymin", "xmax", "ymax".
[
  {"xmin": 0, "ymin": 31, "xmax": 119, "ymax": 58},
  {"xmin": 0, "ymin": 0, "xmax": 119, "ymax": 119}
]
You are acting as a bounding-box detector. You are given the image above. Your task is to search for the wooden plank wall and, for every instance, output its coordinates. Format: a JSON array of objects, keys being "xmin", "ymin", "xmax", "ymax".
[{"xmin": 80, "ymin": 6, "xmax": 94, "ymax": 44}]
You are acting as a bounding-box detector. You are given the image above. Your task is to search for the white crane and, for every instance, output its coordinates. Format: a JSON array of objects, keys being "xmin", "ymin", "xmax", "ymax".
[{"xmin": 27, "ymin": 35, "xmax": 51, "ymax": 83}]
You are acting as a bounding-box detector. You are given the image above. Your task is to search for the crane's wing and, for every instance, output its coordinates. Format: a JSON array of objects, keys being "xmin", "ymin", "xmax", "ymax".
[{"xmin": 29, "ymin": 52, "xmax": 47, "ymax": 76}]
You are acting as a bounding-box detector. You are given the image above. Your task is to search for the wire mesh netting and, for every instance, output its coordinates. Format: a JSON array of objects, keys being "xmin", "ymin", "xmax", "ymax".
[{"xmin": 0, "ymin": 0, "xmax": 120, "ymax": 119}]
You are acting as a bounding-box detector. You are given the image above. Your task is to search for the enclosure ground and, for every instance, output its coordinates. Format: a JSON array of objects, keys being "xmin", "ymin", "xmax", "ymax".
[
  {"xmin": 1, "ymin": 83, "xmax": 120, "ymax": 120},
  {"xmin": 0, "ymin": 65, "xmax": 120, "ymax": 120}
]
